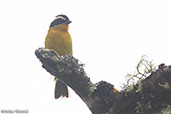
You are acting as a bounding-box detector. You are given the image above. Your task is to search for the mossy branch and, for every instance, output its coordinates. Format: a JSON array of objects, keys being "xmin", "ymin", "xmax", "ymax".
[
  {"xmin": 35, "ymin": 48, "xmax": 117, "ymax": 114},
  {"xmin": 35, "ymin": 48, "xmax": 171, "ymax": 114}
]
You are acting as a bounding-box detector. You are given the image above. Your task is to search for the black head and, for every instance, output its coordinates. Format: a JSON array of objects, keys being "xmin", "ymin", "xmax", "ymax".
[{"xmin": 50, "ymin": 14, "xmax": 71, "ymax": 27}]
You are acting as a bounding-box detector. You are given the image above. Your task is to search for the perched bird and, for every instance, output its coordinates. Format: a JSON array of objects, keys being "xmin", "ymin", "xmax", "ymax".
[{"xmin": 45, "ymin": 14, "xmax": 72, "ymax": 99}]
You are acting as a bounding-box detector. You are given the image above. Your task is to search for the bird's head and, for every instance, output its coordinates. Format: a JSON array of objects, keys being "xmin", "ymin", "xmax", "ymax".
[{"xmin": 50, "ymin": 14, "xmax": 71, "ymax": 31}]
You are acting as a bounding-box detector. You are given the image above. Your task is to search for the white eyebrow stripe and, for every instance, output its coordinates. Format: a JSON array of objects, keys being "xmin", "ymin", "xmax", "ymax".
[{"xmin": 55, "ymin": 16, "xmax": 66, "ymax": 20}]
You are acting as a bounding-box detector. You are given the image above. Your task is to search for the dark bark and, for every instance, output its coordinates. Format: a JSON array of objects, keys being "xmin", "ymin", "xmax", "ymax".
[{"xmin": 35, "ymin": 48, "xmax": 171, "ymax": 114}]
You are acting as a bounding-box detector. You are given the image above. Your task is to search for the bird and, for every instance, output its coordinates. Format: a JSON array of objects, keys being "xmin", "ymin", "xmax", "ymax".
[{"xmin": 45, "ymin": 14, "xmax": 72, "ymax": 99}]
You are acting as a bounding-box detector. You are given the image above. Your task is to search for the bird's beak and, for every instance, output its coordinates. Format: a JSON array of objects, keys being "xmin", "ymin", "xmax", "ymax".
[{"xmin": 65, "ymin": 20, "xmax": 72, "ymax": 25}]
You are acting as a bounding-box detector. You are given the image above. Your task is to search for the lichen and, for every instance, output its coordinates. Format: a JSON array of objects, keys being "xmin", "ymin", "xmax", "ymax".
[
  {"xmin": 161, "ymin": 105, "xmax": 171, "ymax": 114},
  {"xmin": 135, "ymin": 101, "xmax": 152, "ymax": 114},
  {"xmin": 135, "ymin": 79, "xmax": 143, "ymax": 93},
  {"xmin": 123, "ymin": 55, "xmax": 156, "ymax": 93},
  {"xmin": 158, "ymin": 82, "xmax": 170, "ymax": 89}
]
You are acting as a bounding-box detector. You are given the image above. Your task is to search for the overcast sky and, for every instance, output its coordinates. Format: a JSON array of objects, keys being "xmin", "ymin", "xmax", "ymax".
[{"xmin": 0, "ymin": 0, "xmax": 171, "ymax": 114}]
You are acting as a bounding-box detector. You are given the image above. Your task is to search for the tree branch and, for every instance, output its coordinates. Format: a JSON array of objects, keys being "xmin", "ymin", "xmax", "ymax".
[
  {"xmin": 35, "ymin": 48, "xmax": 171, "ymax": 114},
  {"xmin": 110, "ymin": 64, "xmax": 171, "ymax": 114}
]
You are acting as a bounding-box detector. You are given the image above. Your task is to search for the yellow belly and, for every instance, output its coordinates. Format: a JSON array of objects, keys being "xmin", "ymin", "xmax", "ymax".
[{"xmin": 45, "ymin": 28, "xmax": 72, "ymax": 56}]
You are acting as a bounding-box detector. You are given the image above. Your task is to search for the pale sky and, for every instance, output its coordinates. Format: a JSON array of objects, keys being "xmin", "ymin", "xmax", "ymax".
[{"xmin": 0, "ymin": 0, "xmax": 171, "ymax": 114}]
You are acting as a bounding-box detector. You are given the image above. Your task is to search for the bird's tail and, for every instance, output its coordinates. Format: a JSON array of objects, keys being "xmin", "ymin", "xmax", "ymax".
[{"xmin": 54, "ymin": 80, "xmax": 69, "ymax": 99}]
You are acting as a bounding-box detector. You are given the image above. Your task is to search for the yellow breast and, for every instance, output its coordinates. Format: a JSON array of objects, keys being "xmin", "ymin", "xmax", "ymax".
[{"xmin": 45, "ymin": 25, "xmax": 72, "ymax": 56}]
